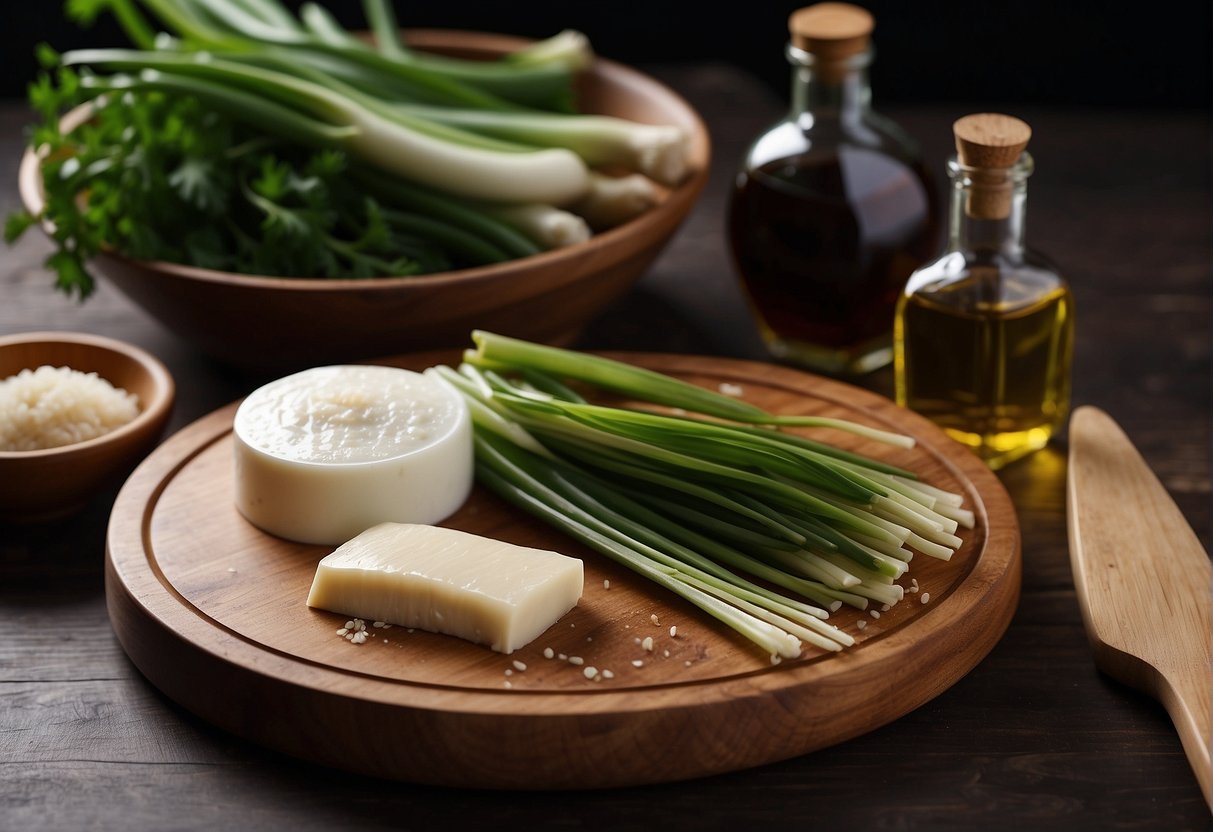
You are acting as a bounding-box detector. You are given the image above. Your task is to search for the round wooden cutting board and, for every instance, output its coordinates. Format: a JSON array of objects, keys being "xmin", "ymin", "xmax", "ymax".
[{"xmin": 106, "ymin": 353, "xmax": 1019, "ymax": 789}]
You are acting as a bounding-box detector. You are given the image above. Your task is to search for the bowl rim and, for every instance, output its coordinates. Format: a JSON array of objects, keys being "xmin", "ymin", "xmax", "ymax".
[
  {"xmin": 0, "ymin": 330, "xmax": 176, "ymax": 460},
  {"xmin": 16, "ymin": 28, "xmax": 712, "ymax": 295}
]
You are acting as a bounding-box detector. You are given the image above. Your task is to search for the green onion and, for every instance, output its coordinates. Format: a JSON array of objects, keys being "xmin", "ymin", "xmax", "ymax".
[{"xmin": 429, "ymin": 334, "xmax": 971, "ymax": 658}]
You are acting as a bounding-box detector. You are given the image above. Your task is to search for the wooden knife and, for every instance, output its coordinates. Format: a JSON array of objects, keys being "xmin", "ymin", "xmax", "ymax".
[{"xmin": 1066, "ymin": 406, "xmax": 1212, "ymax": 809}]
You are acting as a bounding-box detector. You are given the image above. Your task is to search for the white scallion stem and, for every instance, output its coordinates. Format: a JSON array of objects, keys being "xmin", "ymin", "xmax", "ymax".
[{"xmin": 488, "ymin": 203, "xmax": 591, "ymax": 247}]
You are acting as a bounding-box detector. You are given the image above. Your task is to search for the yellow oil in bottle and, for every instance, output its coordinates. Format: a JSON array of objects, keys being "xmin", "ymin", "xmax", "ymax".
[{"xmin": 894, "ymin": 270, "xmax": 1074, "ymax": 470}]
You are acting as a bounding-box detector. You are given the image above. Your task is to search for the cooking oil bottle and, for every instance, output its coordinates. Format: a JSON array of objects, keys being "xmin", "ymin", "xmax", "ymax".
[
  {"xmin": 727, "ymin": 2, "xmax": 939, "ymax": 375},
  {"xmin": 894, "ymin": 113, "xmax": 1073, "ymax": 470}
]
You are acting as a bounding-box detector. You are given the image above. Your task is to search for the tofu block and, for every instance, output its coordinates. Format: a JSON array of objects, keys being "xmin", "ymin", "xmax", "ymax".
[{"xmin": 306, "ymin": 523, "xmax": 583, "ymax": 654}]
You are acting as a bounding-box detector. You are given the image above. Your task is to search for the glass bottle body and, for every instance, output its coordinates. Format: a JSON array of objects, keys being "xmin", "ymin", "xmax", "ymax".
[
  {"xmin": 727, "ymin": 48, "xmax": 939, "ymax": 375},
  {"xmin": 894, "ymin": 156, "xmax": 1074, "ymax": 469}
]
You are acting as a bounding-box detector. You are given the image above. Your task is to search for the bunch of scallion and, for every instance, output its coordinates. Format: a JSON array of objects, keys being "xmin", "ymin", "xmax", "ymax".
[
  {"xmin": 7, "ymin": 0, "xmax": 692, "ymax": 297},
  {"xmin": 424, "ymin": 332, "xmax": 975, "ymax": 661}
]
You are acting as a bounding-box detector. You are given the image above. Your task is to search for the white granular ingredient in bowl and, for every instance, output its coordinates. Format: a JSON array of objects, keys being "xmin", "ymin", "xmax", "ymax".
[{"xmin": 0, "ymin": 365, "xmax": 139, "ymax": 451}]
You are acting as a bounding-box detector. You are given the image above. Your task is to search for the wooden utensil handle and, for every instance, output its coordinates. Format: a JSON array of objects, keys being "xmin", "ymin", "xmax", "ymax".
[{"xmin": 1160, "ymin": 667, "xmax": 1213, "ymax": 810}]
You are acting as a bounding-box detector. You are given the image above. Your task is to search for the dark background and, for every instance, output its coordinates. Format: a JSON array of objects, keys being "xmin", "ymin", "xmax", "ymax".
[{"xmin": 4, "ymin": 1, "xmax": 1211, "ymax": 109}]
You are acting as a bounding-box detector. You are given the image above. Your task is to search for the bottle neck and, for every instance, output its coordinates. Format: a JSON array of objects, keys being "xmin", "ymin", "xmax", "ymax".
[
  {"xmin": 946, "ymin": 155, "xmax": 1033, "ymax": 258},
  {"xmin": 787, "ymin": 44, "xmax": 871, "ymax": 125}
]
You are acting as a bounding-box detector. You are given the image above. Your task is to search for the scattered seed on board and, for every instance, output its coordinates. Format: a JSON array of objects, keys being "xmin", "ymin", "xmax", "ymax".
[
  {"xmin": 669, "ymin": 626, "xmax": 678, "ymax": 638},
  {"xmin": 632, "ymin": 659, "xmax": 644, "ymax": 668},
  {"xmin": 856, "ymin": 620, "xmax": 867, "ymax": 631},
  {"xmin": 503, "ymin": 680, "xmax": 512, "ymax": 689},
  {"xmin": 642, "ymin": 636, "xmax": 654, "ymax": 652},
  {"xmin": 921, "ymin": 592, "xmax": 931, "ymax": 604},
  {"xmin": 770, "ymin": 655, "xmax": 782, "ymax": 665},
  {"xmin": 226, "ymin": 567, "xmax": 237, "ymax": 573},
  {"xmin": 337, "ymin": 619, "xmax": 369, "ymax": 645},
  {"xmin": 718, "ymin": 382, "xmax": 744, "ymax": 397},
  {"xmin": 513, "ymin": 660, "xmax": 527, "ymax": 672},
  {"xmin": 684, "ymin": 660, "xmax": 692, "ymax": 667},
  {"xmin": 603, "ymin": 579, "xmax": 610, "ymax": 590},
  {"xmin": 373, "ymin": 621, "xmax": 385, "ymax": 628},
  {"xmin": 568, "ymin": 656, "xmax": 584, "ymax": 666},
  {"xmin": 870, "ymin": 610, "xmax": 881, "ymax": 619},
  {"xmin": 663, "ymin": 649, "xmax": 670, "ymax": 658},
  {"xmin": 558, "ymin": 653, "xmax": 568, "ymax": 661},
  {"xmin": 650, "ymin": 614, "xmax": 660, "ymax": 626},
  {"xmin": 601, "ymin": 669, "xmax": 614, "ymax": 680},
  {"xmin": 583, "ymin": 666, "xmax": 599, "ymax": 680},
  {"xmin": 504, "ymin": 669, "xmax": 513, "ymax": 677},
  {"xmin": 543, "ymin": 647, "xmax": 555, "ymax": 659}
]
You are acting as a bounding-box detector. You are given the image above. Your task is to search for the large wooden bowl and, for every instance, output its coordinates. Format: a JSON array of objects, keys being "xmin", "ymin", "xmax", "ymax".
[{"xmin": 18, "ymin": 31, "xmax": 710, "ymax": 372}]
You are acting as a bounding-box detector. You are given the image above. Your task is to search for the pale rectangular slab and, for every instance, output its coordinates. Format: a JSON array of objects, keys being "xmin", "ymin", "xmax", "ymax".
[{"xmin": 306, "ymin": 523, "xmax": 584, "ymax": 654}]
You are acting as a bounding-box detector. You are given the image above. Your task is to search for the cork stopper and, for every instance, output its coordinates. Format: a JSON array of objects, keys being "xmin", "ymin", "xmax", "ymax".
[
  {"xmin": 788, "ymin": 3, "xmax": 872, "ymax": 82},
  {"xmin": 953, "ymin": 113, "xmax": 1032, "ymax": 220}
]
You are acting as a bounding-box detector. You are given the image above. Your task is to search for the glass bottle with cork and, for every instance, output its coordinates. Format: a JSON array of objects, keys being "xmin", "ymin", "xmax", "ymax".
[
  {"xmin": 726, "ymin": 2, "xmax": 939, "ymax": 375},
  {"xmin": 894, "ymin": 113, "xmax": 1074, "ymax": 470}
]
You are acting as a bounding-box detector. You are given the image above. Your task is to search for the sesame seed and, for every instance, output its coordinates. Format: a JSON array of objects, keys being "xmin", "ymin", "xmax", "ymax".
[
  {"xmin": 226, "ymin": 567, "xmax": 237, "ymax": 573},
  {"xmin": 504, "ymin": 669, "xmax": 513, "ymax": 677},
  {"xmin": 856, "ymin": 620, "xmax": 867, "ymax": 631},
  {"xmin": 642, "ymin": 636, "xmax": 654, "ymax": 652},
  {"xmin": 512, "ymin": 660, "xmax": 527, "ymax": 672},
  {"xmin": 669, "ymin": 626, "xmax": 678, "ymax": 638},
  {"xmin": 344, "ymin": 620, "xmax": 355, "ymax": 629},
  {"xmin": 603, "ymin": 579, "xmax": 610, "ymax": 589},
  {"xmin": 632, "ymin": 659, "xmax": 644, "ymax": 668},
  {"xmin": 651, "ymin": 614, "xmax": 660, "ymax": 626},
  {"xmin": 770, "ymin": 654, "xmax": 782, "ymax": 665},
  {"xmin": 870, "ymin": 610, "xmax": 881, "ymax": 619},
  {"xmin": 586, "ymin": 636, "xmax": 592, "ymax": 642},
  {"xmin": 503, "ymin": 680, "xmax": 512, "ymax": 689},
  {"xmin": 601, "ymin": 669, "xmax": 614, "ymax": 679},
  {"xmin": 921, "ymin": 592, "xmax": 931, "ymax": 604},
  {"xmin": 684, "ymin": 660, "xmax": 692, "ymax": 667},
  {"xmin": 543, "ymin": 647, "xmax": 554, "ymax": 659},
  {"xmin": 372, "ymin": 621, "xmax": 385, "ymax": 628},
  {"xmin": 558, "ymin": 653, "xmax": 568, "ymax": 661},
  {"xmin": 583, "ymin": 666, "xmax": 598, "ymax": 679},
  {"xmin": 663, "ymin": 650, "xmax": 670, "ymax": 658},
  {"xmin": 880, "ymin": 604, "xmax": 890, "ymax": 612},
  {"xmin": 336, "ymin": 628, "xmax": 348, "ymax": 636},
  {"xmin": 568, "ymin": 656, "xmax": 584, "ymax": 666}
]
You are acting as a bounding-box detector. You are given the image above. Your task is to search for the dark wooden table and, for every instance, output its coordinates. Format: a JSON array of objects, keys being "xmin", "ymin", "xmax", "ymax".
[{"xmin": 2, "ymin": 65, "xmax": 1209, "ymax": 830}]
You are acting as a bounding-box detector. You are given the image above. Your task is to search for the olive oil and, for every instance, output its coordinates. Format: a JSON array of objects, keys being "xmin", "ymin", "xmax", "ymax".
[
  {"xmin": 895, "ymin": 273, "xmax": 1073, "ymax": 468},
  {"xmin": 894, "ymin": 114, "xmax": 1074, "ymax": 469}
]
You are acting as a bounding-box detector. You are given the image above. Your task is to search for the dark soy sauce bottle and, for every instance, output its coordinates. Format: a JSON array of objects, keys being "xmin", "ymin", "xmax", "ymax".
[{"xmin": 727, "ymin": 2, "xmax": 939, "ymax": 375}]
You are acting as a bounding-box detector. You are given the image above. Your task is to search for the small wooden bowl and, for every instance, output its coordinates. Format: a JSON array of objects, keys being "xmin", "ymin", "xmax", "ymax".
[
  {"xmin": 18, "ymin": 31, "xmax": 711, "ymax": 372},
  {"xmin": 0, "ymin": 332, "xmax": 175, "ymax": 522}
]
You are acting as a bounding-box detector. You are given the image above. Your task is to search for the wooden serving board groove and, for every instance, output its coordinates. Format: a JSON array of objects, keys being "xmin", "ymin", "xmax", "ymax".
[{"xmin": 106, "ymin": 353, "xmax": 1020, "ymax": 789}]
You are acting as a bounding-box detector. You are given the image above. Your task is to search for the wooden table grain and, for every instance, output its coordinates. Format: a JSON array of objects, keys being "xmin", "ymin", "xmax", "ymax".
[{"xmin": 1, "ymin": 65, "xmax": 1209, "ymax": 830}]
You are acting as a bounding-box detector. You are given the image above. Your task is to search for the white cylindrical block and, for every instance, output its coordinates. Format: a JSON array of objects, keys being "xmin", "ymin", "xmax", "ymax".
[{"xmin": 233, "ymin": 365, "xmax": 473, "ymax": 545}]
